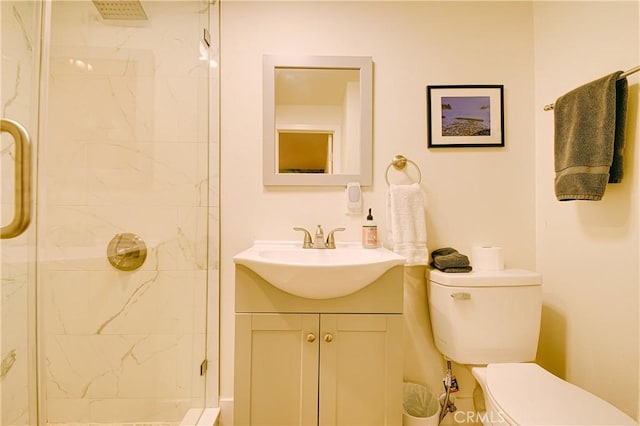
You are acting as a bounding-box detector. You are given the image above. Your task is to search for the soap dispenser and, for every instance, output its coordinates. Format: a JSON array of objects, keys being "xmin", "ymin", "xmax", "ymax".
[{"xmin": 362, "ymin": 208, "xmax": 378, "ymax": 248}]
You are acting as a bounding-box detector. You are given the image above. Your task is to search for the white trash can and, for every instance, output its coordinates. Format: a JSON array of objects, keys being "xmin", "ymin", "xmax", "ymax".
[{"xmin": 402, "ymin": 382, "xmax": 441, "ymax": 426}]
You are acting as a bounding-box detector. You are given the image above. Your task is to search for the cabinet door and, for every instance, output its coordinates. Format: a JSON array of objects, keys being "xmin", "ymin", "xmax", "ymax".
[
  {"xmin": 318, "ymin": 314, "xmax": 403, "ymax": 426},
  {"xmin": 235, "ymin": 313, "xmax": 320, "ymax": 426}
]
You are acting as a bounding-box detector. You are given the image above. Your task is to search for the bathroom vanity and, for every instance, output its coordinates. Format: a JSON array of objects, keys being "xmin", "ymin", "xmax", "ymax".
[{"xmin": 233, "ymin": 263, "xmax": 404, "ymax": 425}]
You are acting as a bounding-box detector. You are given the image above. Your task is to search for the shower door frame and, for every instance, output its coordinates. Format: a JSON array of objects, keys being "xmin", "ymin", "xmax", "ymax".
[
  {"xmin": 1, "ymin": 0, "xmax": 45, "ymax": 424},
  {"xmin": 2, "ymin": 0, "xmax": 220, "ymax": 424}
]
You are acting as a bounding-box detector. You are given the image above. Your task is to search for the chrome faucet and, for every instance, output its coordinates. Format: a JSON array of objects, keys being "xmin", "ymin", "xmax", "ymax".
[
  {"xmin": 313, "ymin": 225, "xmax": 325, "ymax": 248},
  {"xmin": 293, "ymin": 226, "xmax": 345, "ymax": 249}
]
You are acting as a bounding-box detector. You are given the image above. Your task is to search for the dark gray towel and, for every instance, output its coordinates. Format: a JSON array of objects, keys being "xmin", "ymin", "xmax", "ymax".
[
  {"xmin": 440, "ymin": 266, "xmax": 473, "ymax": 273},
  {"xmin": 431, "ymin": 247, "xmax": 471, "ymax": 271},
  {"xmin": 554, "ymin": 71, "xmax": 628, "ymax": 201},
  {"xmin": 609, "ymin": 78, "xmax": 628, "ymax": 183},
  {"xmin": 431, "ymin": 247, "xmax": 458, "ymax": 258},
  {"xmin": 433, "ymin": 252, "xmax": 470, "ymax": 270}
]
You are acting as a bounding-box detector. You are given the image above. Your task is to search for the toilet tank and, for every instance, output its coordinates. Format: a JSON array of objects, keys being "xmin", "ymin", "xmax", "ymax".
[{"xmin": 428, "ymin": 269, "xmax": 542, "ymax": 365}]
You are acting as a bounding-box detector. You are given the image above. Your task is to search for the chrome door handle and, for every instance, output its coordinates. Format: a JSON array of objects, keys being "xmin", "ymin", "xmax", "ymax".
[
  {"xmin": 1, "ymin": 119, "xmax": 32, "ymax": 239},
  {"xmin": 450, "ymin": 292, "xmax": 471, "ymax": 300}
]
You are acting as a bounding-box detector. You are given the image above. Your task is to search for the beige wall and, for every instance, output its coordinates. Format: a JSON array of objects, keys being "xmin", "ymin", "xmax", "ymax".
[
  {"xmin": 220, "ymin": 1, "xmax": 536, "ymax": 422},
  {"xmin": 533, "ymin": 1, "xmax": 639, "ymax": 420},
  {"xmin": 220, "ymin": 0, "xmax": 639, "ymax": 423}
]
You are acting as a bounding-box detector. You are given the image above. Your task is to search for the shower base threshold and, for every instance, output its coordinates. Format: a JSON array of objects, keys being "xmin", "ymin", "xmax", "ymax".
[
  {"xmin": 48, "ymin": 423, "xmax": 178, "ymax": 426},
  {"xmin": 47, "ymin": 407, "xmax": 220, "ymax": 426}
]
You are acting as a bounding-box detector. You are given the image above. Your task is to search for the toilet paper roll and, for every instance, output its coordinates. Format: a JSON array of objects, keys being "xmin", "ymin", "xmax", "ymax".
[{"xmin": 471, "ymin": 246, "xmax": 504, "ymax": 271}]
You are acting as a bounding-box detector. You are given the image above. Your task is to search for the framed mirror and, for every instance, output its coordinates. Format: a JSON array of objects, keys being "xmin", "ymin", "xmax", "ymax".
[{"xmin": 263, "ymin": 55, "xmax": 373, "ymax": 186}]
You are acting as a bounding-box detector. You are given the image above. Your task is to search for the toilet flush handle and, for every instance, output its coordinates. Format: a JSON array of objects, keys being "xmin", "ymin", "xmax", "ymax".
[{"xmin": 450, "ymin": 292, "xmax": 471, "ymax": 300}]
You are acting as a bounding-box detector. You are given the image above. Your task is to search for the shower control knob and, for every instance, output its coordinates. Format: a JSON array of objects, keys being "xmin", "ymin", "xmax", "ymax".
[
  {"xmin": 306, "ymin": 333, "xmax": 316, "ymax": 343},
  {"xmin": 107, "ymin": 232, "xmax": 147, "ymax": 272}
]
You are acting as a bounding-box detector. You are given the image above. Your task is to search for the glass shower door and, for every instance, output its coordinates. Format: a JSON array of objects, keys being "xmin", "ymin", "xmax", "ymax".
[
  {"xmin": 1, "ymin": 1, "xmax": 42, "ymax": 425},
  {"xmin": 4, "ymin": 0, "xmax": 214, "ymax": 424},
  {"xmin": 38, "ymin": 1, "xmax": 211, "ymax": 424}
]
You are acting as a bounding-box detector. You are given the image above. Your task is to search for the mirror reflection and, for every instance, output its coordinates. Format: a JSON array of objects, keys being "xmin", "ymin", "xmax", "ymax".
[
  {"xmin": 275, "ymin": 68, "xmax": 360, "ymax": 175},
  {"xmin": 263, "ymin": 55, "xmax": 373, "ymax": 186},
  {"xmin": 278, "ymin": 130, "xmax": 333, "ymax": 174}
]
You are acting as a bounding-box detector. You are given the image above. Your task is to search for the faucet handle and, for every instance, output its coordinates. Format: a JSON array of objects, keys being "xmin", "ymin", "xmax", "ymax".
[
  {"xmin": 293, "ymin": 227, "xmax": 313, "ymax": 248},
  {"xmin": 326, "ymin": 227, "xmax": 346, "ymax": 249}
]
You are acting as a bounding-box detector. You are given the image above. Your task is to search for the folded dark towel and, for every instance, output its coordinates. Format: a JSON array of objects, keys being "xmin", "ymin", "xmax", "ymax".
[
  {"xmin": 430, "ymin": 262, "xmax": 472, "ymax": 273},
  {"xmin": 431, "ymin": 247, "xmax": 458, "ymax": 258},
  {"xmin": 554, "ymin": 71, "xmax": 628, "ymax": 201},
  {"xmin": 442, "ymin": 266, "xmax": 473, "ymax": 273},
  {"xmin": 430, "ymin": 247, "xmax": 472, "ymax": 273},
  {"xmin": 433, "ymin": 252, "xmax": 470, "ymax": 270}
]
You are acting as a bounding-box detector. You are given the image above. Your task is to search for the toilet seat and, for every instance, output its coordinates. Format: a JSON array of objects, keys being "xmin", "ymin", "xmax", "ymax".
[{"xmin": 484, "ymin": 363, "xmax": 636, "ymax": 425}]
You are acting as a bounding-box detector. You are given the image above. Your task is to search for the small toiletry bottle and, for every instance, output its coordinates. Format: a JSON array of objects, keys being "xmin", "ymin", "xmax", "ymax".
[{"xmin": 362, "ymin": 208, "xmax": 378, "ymax": 248}]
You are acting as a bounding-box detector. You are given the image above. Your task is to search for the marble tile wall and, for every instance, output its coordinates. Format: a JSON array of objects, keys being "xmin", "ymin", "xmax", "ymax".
[
  {"xmin": 2, "ymin": 1, "xmax": 41, "ymax": 425},
  {"xmin": 41, "ymin": 1, "xmax": 212, "ymax": 423}
]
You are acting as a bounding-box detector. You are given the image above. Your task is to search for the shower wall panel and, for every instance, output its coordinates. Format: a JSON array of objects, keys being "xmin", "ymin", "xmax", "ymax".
[
  {"xmin": 1, "ymin": 1, "xmax": 41, "ymax": 425},
  {"xmin": 41, "ymin": 2, "xmax": 210, "ymax": 423}
]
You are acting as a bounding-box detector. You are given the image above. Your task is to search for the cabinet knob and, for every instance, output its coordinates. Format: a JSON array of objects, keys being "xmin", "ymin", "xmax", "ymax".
[
  {"xmin": 306, "ymin": 333, "xmax": 316, "ymax": 343},
  {"xmin": 323, "ymin": 333, "xmax": 334, "ymax": 343}
]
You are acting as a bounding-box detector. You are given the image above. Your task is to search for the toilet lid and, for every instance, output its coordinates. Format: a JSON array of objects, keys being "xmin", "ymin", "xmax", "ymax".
[{"xmin": 486, "ymin": 363, "xmax": 636, "ymax": 425}]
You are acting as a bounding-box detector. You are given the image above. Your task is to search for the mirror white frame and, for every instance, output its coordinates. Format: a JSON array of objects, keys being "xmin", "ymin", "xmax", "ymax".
[{"xmin": 263, "ymin": 55, "xmax": 373, "ymax": 186}]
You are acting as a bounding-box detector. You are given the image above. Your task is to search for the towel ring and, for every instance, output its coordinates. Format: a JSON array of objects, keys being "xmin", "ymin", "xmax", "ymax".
[{"xmin": 385, "ymin": 154, "xmax": 422, "ymax": 185}]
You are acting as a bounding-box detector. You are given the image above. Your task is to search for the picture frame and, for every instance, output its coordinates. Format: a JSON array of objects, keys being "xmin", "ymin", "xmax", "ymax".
[{"xmin": 427, "ymin": 85, "xmax": 504, "ymax": 148}]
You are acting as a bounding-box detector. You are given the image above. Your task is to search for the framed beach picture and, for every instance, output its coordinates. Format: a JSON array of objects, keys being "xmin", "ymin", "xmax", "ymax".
[{"xmin": 427, "ymin": 85, "xmax": 504, "ymax": 148}]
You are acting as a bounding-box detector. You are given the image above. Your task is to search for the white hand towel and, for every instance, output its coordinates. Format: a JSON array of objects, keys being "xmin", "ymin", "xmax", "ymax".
[{"xmin": 386, "ymin": 183, "xmax": 428, "ymax": 265}]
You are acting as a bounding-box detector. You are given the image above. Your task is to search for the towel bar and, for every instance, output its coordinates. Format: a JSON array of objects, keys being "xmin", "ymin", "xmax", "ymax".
[
  {"xmin": 544, "ymin": 65, "xmax": 639, "ymax": 111},
  {"xmin": 385, "ymin": 154, "xmax": 422, "ymax": 185}
]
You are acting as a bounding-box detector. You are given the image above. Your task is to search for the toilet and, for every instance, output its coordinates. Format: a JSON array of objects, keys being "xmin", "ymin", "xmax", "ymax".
[{"xmin": 428, "ymin": 268, "xmax": 636, "ymax": 425}]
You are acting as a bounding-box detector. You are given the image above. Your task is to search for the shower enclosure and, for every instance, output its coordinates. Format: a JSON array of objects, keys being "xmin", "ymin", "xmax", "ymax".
[{"xmin": 1, "ymin": 0, "xmax": 220, "ymax": 424}]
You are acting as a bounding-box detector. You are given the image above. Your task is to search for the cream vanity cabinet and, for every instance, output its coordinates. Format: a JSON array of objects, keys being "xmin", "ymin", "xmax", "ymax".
[{"xmin": 234, "ymin": 264, "xmax": 404, "ymax": 426}]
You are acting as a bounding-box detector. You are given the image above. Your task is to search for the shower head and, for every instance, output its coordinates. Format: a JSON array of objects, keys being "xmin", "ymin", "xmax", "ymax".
[{"xmin": 92, "ymin": 0, "xmax": 148, "ymax": 20}]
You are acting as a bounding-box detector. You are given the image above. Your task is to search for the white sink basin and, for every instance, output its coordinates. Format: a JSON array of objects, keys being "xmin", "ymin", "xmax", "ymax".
[{"xmin": 233, "ymin": 241, "xmax": 406, "ymax": 299}]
